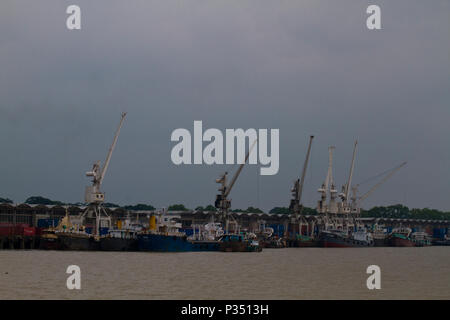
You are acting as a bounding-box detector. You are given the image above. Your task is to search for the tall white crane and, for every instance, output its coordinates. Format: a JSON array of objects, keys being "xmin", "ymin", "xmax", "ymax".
[
  {"xmin": 82, "ymin": 112, "xmax": 127, "ymax": 236},
  {"xmin": 85, "ymin": 112, "xmax": 127, "ymax": 204},
  {"xmin": 215, "ymin": 139, "xmax": 257, "ymax": 233}
]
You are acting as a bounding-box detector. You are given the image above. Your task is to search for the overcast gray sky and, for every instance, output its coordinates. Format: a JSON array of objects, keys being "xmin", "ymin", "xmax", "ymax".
[{"xmin": 0, "ymin": 0, "xmax": 449, "ymax": 211}]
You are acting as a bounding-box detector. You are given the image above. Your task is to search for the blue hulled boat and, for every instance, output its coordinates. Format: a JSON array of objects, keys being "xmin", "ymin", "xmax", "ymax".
[{"xmin": 137, "ymin": 213, "xmax": 221, "ymax": 252}]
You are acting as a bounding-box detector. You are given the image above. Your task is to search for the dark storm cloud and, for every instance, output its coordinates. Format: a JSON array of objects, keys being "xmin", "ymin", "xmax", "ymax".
[{"xmin": 0, "ymin": 0, "xmax": 449, "ymax": 211}]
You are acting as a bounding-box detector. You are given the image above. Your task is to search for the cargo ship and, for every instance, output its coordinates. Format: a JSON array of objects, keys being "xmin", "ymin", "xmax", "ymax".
[
  {"xmin": 138, "ymin": 233, "xmax": 220, "ymax": 252},
  {"xmin": 319, "ymin": 228, "xmax": 374, "ymax": 248}
]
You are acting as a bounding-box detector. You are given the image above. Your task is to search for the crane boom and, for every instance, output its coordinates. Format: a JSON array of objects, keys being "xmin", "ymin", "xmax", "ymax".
[
  {"xmin": 297, "ymin": 135, "xmax": 314, "ymax": 204},
  {"xmin": 99, "ymin": 112, "xmax": 127, "ymax": 185},
  {"xmin": 325, "ymin": 146, "xmax": 335, "ymax": 193},
  {"xmin": 359, "ymin": 161, "xmax": 407, "ymax": 201},
  {"xmin": 345, "ymin": 140, "xmax": 357, "ymax": 202},
  {"xmin": 224, "ymin": 139, "xmax": 257, "ymax": 198}
]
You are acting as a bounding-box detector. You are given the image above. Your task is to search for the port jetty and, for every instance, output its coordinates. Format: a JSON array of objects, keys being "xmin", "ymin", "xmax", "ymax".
[{"xmin": 0, "ymin": 203, "xmax": 449, "ymax": 250}]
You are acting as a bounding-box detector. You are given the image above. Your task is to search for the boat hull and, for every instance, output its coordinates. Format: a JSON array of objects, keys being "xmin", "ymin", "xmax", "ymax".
[
  {"xmin": 137, "ymin": 234, "xmax": 219, "ymax": 252},
  {"xmin": 58, "ymin": 234, "xmax": 100, "ymax": 251},
  {"xmin": 219, "ymin": 242, "xmax": 262, "ymax": 252},
  {"xmin": 319, "ymin": 232, "xmax": 374, "ymax": 248},
  {"xmin": 432, "ymin": 239, "xmax": 450, "ymax": 246},
  {"xmin": 100, "ymin": 237, "xmax": 138, "ymax": 251},
  {"xmin": 39, "ymin": 237, "xmax": 60, "ymax": 250},
  {"xmin": 287, "ymin": 237, "xmax": 319, "ymax": 247},
  {"xmin": 373, "ymin": 238, "xmax": 388, "ymax": 247},
  {"xmin": 388, "ymin": 235, "xmax": 415, "ymax": 247}
]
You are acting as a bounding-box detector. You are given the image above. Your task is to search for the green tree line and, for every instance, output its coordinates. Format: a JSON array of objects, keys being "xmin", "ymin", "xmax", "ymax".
[{"xmin": 3, "ymin": 196, "xmax": 449, "ymax": 220}]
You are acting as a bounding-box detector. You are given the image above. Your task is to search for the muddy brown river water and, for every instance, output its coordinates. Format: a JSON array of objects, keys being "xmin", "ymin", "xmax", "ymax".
[{"xmin": 0, "ymin": 247, "xmax": 449, "ymax": 299}]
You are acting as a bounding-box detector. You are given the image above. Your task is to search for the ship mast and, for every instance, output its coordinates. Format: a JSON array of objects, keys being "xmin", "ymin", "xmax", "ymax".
[
  {"xmin": 317, "ymin": 146, "xmax": 336, "ymax": 230},
  {"xmin": 338, "ymin": 140, "xmax": 358, "ymax": 230}
]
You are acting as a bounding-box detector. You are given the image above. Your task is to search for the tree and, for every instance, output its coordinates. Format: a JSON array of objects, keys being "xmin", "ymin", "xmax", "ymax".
[
  {"xmin": 168, "ymin": 204, "xmax": 189, "ymax": 211},
  {"xmin": 269, "ymin": 207, "xmax": 290, "ymax": 214},
  {"xmin": 25, "ymin": 196, "xmax": 64, "ymax": 206},
  {"xmin": 360, "ymin": 205, "xmax": 450, "ymax": 220},
  {"xmin": 124, "ymin": 204, "xmax": 155, "ymax": 211},
  {"xmin": 195, "ymin": 205, "xmax": 217, "ymax": 212},
  {"xmin": 269, "ymin": 206, "xmax": 317, "ymax": 215},
  {"xmin": 0, "ymin": 197, "xmax": 13, "ymax": 204},
  {"xmin": 302, "ymin": 207, "xmax": 318, "ymax": 215},
  {"xmin": 205, "ymin": 205, "xmax": 217, "ymax": 212},
  {"xmin": 244, "ymin": 206, "xmax": 263, "ymax": 213},
  {"xmin": 102, "ymin": 202, "xmax": 120, "ymax": 208}
]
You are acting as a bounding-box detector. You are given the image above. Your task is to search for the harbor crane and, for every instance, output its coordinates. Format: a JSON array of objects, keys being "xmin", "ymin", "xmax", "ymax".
[
  {"xmin": 288, "ymin": 135, "xmax": 314, "ymax": 236},
  {"xmin": 82, "ymin": 112, "xmax": 127, "ymax": 236},
  {"xmin": 215, "ymin": 139, "xmax": 257, "ymax": 234},
  {"xmin": 351, "ymin": 161, "xmax": 407, "ymax": 214}
]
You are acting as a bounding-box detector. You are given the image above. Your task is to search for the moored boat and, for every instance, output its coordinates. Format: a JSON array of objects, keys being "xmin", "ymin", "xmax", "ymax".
[
  {"xmin": 261, "ymin": 237, "xmax": 286, "ymax": 248},
  {"xmin": 218, "ymin": 233, "xmax": 262, "ymax": 252},
  {"xmin": 58, "ymin": 231, "xmax": 100, "ymax": 250},
  {"xmin": 137, "ymin": 212, "xmax": 220, "ymax": 252},
  {"xmin": 53, "ymin": 213, "xmax": 100, "ymax": 250},
  {"xmin": 290, "ymin": 235, "xmax": 319, "ymax": 247},
  {"xmin": 319, "ymin": 228, "xmax": 374, "ymax": 248},
  {"xmin": 410, "ymin": 232, "xmax": 432, "ymax": 247},
  {"xmin": 100, "ymin": 218, "xmax": 142, "ymax": 251},
  {"xmin": 387, "ymin": 227, "xmax": 415, "ymax": 247},
  {"xmin": 38, "ymin": 228, "xmax": 60, "ymax": 250},
  {"xmin": 138, "ymin": 233, "xmax": 220, "ymax": 252},
  {"xmin": 372, "ymin": 224, "xmax": 389, "ymax": 247},
  {"xmin": 100, "ymin": 229, "xmax": 138, "ymax": 251}
]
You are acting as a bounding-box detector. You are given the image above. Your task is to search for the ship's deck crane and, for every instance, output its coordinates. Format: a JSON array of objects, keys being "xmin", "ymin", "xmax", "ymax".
[
  {"xmin": 82, "ymin": 112, "xmax": 127, "ymax": 236},
  {"xmin": 351, "ymin": 161, "xmax": 407, "ymax": 214},
  {"xmin": 317, "ymin": 146, "xmax": 337, "ymax": 229},
  {"xmin": 215, "ymin": 139, "xmax": 257, "ymax": 233},
  {"xmin": 339, "ymin": 140, "xmax": 357, "ymax": 206}
]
